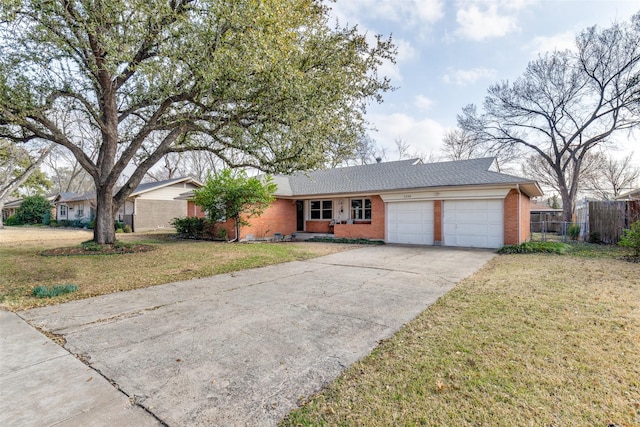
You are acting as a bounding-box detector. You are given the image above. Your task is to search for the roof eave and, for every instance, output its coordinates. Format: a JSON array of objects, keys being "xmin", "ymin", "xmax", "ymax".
[
  {"xmin": 129, "ymin": 177, "xmax": 203, "ymax": 197},
  {"xmin": 276, "ymin": 182, "xmax": 544, "ymax": 199}
]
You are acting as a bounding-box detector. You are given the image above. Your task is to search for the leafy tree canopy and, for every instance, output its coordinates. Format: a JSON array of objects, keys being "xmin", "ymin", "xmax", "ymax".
[
  {"xmin": 0, "ymin": 0, "xmax": 395, "ymax": 244},
  {"xmin": 193, "ymin": 169, "xmax": 277, "ymax": 240},
  {"xmin": 15, "ymin": 194, "xmax": 52, "ymax": 224}
]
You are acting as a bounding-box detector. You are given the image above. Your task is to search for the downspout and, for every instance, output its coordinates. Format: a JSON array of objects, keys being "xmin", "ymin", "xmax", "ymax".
[{"xmin": 516, "ymin": 184, "xmax": 521, "ymax": 244}]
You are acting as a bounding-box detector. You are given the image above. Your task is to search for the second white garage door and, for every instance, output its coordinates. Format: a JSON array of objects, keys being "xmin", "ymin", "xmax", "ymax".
[
  {"xmin": 443, "ymin": 199, "xmax": 504, "ymax": 248},
  {"xmin": 386, "ymin": 201, "xmax": 434, "ymax": 245}
]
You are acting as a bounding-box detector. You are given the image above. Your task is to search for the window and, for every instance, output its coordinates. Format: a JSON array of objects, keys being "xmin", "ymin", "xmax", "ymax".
[
  {"xmin": 351, "ymin": 198, "xmax": 372, "ymax": 220},
  {"xmin": 76, "ymin": 206, "xmax": 84, "ymax": 217},
  {"xmin": 310, "ymin": 200, "xmax": 333, "ymax": 219},
  {"xmin": 60, "ymin": 205, "xmax": 67, "ymax": 217}
]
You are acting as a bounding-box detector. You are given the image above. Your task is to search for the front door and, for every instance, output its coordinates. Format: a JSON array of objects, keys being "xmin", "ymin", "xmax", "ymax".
[{"xmin": 296, "ymin": 200, "xmax": 304, "ymax": 231}]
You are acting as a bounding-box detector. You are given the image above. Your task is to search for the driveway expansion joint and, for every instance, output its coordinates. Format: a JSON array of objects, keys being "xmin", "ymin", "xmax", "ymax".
[{"xmin": 12, "ymin": 246, "xmax": 495, "ymax": 426}]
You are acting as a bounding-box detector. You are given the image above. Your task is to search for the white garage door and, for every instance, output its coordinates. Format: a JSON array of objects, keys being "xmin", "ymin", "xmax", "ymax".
[
  {"xmin": 443, "ymin": 199, "xmax": 504, "ymax": 248},
  {"xmin": 387, "ymin": 201, "xmax": 434, "ymax": 245}
]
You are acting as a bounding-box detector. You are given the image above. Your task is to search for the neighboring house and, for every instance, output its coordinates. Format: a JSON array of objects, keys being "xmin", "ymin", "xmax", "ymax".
[
  {"xmin": 2, "ymin": 198, "xmax": 23, "ymax": 221},
  {"xmin": 53, "ymin": 177, "xmax": 203, "ymax": 231},
  {"xmin": 54, "ymin": 192, "xmax": 95, "ymax": 223},
  {"xmin": 615, "ymin": 188, "xmax": 640, "ymax": 201},
  {"xmin": 185, "ymin": 158, "xmax": 543, "ymax": 249},
  {"xmin": 117, "ymin": 177, "xmax": 202, "ymax": 231},
  {"xmin": 2, "ymin": 194, "xmax": 58, "ymax": 222}
]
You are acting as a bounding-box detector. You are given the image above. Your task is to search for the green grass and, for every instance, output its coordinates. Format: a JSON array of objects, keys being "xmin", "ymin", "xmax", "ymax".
[
  {"xmin": 0, "ymin": 233, "xmax": 351, "ymax": 311},
  {"xmin": 568, "ymin": 242, "xmax": 631, "ymax": 259},
  {"xmin": 282, "ymin": 250, "xmax": 640, "ymax": 426}
]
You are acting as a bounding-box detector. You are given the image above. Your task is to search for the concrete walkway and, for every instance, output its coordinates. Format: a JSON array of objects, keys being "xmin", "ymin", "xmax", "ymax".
[
  {"xmin": 4, "ymin": 245, "xmax": 494, "ymax": 426},
  {"xmin": 0, "ymin": 310, "xmax": 161, "ymax": 426}
]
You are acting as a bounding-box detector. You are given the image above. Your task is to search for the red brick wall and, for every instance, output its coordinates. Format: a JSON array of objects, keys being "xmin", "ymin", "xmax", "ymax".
[
  {"xmin": 504, "ymin": 189, "xmax": 531, "ymax": 245},
  {"xmin": 242, "ymin": 198, "xmax": 297, "ymax": 239},
  {"xmin": 214, "ymin": 220, "xmax": 237, "ymax": 240},
  {"xmin": 519, "ymin": 192, "xmax": 531, "ymax": 243},
  {"xmin": 306, "ymin": 220, "xmax": 331, "ymax": 233},
  {"xmin": 187, "ymin": 201, "xmax": 206, "ymax": 218},
  {"xmin": 434, "ymin": 200, "xmax": 442, "ymax": 244},
  {"xmin": 334, "ymin": 195, "xmax": 385, "ymax": 239}
]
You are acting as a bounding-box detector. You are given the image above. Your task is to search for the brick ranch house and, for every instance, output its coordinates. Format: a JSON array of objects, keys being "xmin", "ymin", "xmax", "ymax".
[{"xmin": 185, "ymin": 157, "xmax": 543, "ymax": 249}]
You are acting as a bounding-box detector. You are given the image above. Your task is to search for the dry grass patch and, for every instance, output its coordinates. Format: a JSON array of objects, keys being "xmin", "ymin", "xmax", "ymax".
[
  {"xmin": 283, "ymin": 254, "xmax": 640, "ymax": 426},
  {"xmin": 0, "ymin": 227, "xmax": 354, "ymax": 311}
]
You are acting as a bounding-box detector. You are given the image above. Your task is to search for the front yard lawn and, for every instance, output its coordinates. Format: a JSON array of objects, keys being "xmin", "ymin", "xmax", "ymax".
[
  {"xmin": 0, "ymin": 230, "xmax": 352, "ymax": 311},
  {"xmin": 283, "ymin": 249, "xmax": 640, "ymax": 426}
]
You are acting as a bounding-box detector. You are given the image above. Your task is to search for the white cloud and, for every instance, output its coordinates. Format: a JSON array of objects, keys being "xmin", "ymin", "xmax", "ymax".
[
  {"xmin": 353, "ymin": 32, "xmax": 415, "ymax": 84},
  {"xmin": 330, "ymin": 0, "xmax": 444, "ymax": 28},
  {"xmin": 455, "ymin": 3, "xmax": 519, "ymax": 41},
  {"xmin": 414, "ymin": 95, "xmax": 434, "ymax": 111},
  {"xmin": 370, "ymin": 113, "xmax": 447, "ymax": 156},
  {"xmin": 377, "ymin": 37, "xmax": 416, "ymax": 83},
  {"xmin": 527, "ymin": 31, "xmax": 576, "ymax": 55},
  {"xmin": 442, "ymin": 67, "xmax": 496, "ymax": 86}
]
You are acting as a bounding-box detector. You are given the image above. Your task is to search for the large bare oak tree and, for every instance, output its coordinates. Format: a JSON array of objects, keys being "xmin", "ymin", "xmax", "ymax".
[{"xmin": 459, "ymin": 13, "xmax": 640, "ymax": 221}]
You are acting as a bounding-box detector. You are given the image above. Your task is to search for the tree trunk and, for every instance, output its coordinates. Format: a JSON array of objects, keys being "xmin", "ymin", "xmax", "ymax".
[
  {"xmin": 93, "ymin": 186, "xmax": 116, "ymax": 245},
  {"xmin": 234, "ymin": 216, "xmax": 241, "ymax": 242},
  {"xmin": 559, "ymin": 185, "xmax": 574, "ymax": 223}
]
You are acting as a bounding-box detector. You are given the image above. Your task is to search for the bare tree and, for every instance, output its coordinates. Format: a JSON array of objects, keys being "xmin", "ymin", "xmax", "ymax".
[
  {"xmin": 394, "ymin": 137, "xmax": 411, "ymax": 160},
  {"xmin": 181, "ymin": 151, "xmax": 226, "ymax": 182},
  {"xmin": 338, "ymin": 133, "xmax": 386, "ymax": 166},
  {"xmin": 522, "ymin": 150, "xmax": 603, "ymax": 198},
  {"xmin": 141, "ymin": 152, "xmax": 184, "ymax": 182},
  {"xmin": 588, "ymin": 152, "xmax": 640, "ymax": 199},
  {"xmin": 440, "ymin": 126, "xmax": 519, "ymax": 172},
  {"xmin": 45, "ymin": 146, "xmax": 94, "ymax": 193},
  {"xmin": 441, "ymin": 128, "xmax": 483, "ymax": 161},
  {"xmin": 459, "ymin": 13, "xmax": 640, "ymax": 221}
]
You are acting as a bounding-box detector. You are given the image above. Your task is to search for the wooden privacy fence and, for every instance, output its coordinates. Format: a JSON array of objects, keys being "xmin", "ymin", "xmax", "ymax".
[{"xmin": 586, "ymin": 201, "xmax": 640, "ymax": 244}]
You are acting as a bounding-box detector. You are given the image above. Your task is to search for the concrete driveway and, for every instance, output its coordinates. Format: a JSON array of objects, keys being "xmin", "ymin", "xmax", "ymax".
[{"xmin": 20, "ymin": 245, "xmax": 494, "ymax": 426}]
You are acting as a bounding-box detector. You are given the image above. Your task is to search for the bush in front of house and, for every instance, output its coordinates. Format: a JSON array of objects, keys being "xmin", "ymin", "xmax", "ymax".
[
  {"xmin": 172, "ymin": 217, "xmax": 207, "ymax": 238},
  {"xmin": 15, "ymin": 195, "xmax": 52, "ymax": 224},
  {"xmin": 172, "ymin": 217, "xmax": 225, "ymax": 240},
  {"xmin": 4, "ymin": 214, "xmax": 20, "ymax": 226},
  {"xmin": 618, "ymin": 220, "xmax": 640, "ymax": 258},
  {"xmin": 498, "ymin": 241, "xmax": 571, "ymax": 254}
]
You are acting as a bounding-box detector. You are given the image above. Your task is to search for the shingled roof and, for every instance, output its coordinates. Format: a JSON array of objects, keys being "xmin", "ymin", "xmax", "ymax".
[
  {"xmin": 53, "ymin": 177, "xmax": 202, "ymax": 203},
  {"xmin": 273, "ymin": 157, "xmax": 541, "ymax": 197}
]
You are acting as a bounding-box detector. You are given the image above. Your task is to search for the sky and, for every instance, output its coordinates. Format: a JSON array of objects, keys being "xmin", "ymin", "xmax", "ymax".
[{"xmin": 327, "ymin": 0, "xmax": 640, "ymax": 167}]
